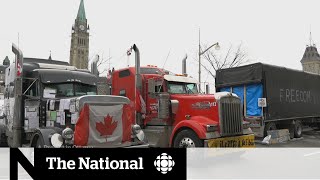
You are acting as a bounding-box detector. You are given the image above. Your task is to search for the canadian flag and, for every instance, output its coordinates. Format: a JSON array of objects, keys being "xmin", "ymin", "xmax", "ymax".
[
  {"xmin": 74, "ymin": 104, "xmax": 133, "ymax": 146},
  {"xmin": 16, "ymin": 61, "xmax": 22, "ymax": 77},
  {"xmin": 136, "ymin": 89, "xmax": 146, "ymax": 114}
]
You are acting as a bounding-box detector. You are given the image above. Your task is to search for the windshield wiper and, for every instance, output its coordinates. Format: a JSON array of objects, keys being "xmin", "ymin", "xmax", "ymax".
[{"xmin": 186, "ymin": 88, "xmax": 194, "ymax": 94}]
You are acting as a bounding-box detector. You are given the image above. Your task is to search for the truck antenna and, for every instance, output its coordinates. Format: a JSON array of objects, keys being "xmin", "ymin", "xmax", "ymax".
[
  {"xmin": 157, "ymin": 50, "xmax": 171, "ymax": 93},
  {"xmin": 161, "ymin": 50, "xmax": 171, "ymax": 69}
]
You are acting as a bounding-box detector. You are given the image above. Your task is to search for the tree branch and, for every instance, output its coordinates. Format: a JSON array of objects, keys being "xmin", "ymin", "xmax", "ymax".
[{"xmin": 200, "ymin": 42, "xmax": 250, "ymax": 78}]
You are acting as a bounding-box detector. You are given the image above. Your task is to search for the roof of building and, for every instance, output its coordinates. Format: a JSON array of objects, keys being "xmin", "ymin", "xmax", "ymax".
[
  {"xmin": 301, "ymin": 45, "xmax": 320, "ymax": 63},
  {"xmin": 24, "ymin": 57, "xmax": 70, "ymax": 66},
  {"xmin": 3, "ymin": 56, "xmax": 10, "ymax": 66},
  {"xmin": 77, "ymin": 0, "xmax": 86, "ymax": 23}
]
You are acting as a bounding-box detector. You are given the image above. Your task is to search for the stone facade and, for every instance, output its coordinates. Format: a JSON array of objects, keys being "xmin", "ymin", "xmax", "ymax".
[
  {"xmin": 301, "ymin": 45, "xmax": 320, "ymax": 74},
  {"xmin": 69, "ymin": 0, "xmax": 89, "ymax": 69}
]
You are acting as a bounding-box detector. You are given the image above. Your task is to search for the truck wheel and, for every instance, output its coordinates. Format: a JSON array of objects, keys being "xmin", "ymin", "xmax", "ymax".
[
  {"xmin": 173, "ymin": 129, "xmax": 203, "ymax": 148},
  {"xmin": 294, "ymin": 120, "xmax": 302, "ymax": 138},
  {"xmin": 264, "ymin": 122, "xmax": 277, "ymax": 137}
]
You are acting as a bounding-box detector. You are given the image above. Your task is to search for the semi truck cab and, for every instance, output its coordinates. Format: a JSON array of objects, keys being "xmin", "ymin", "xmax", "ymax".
[
  {"xmin": 2, "ymin": 45, "xmax": 147, "ymax": 148},
  {"xmin": 109, "ymin": 44, "xmax": 255, "ymax": 148}
]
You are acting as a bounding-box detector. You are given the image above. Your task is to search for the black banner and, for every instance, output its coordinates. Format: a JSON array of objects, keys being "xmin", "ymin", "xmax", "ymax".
[{"xmin": 10, "ymin": 148, "xmax": 186, "ymax": 180}]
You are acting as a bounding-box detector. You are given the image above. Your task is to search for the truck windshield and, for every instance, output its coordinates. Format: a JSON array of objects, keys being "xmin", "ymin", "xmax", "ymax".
[
  {"xmin": 43, "ymin": 83, "xmax": 97, "ymax": 98},
  {"xmin": 168, "ymin": 82, "xmax": 198, "ymax": 94}
]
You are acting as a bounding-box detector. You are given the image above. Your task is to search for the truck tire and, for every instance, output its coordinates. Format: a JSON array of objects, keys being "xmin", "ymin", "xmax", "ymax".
[
  {"xmin": 264, "ymin": 122, "xmax": 277, "ymax": 137},
  {"xmin": 293, "ymin": 120, "xmax": 302, "ymax": 138},
  {"xmin": 173, "ymin": 129, "xmax": 203, "ymax": 148}
]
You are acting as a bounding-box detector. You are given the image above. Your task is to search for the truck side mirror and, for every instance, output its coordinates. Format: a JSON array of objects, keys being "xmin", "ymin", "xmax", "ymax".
[{"xmin": 148, "ymin": 79, "xmax": 155, "ymax": 94}]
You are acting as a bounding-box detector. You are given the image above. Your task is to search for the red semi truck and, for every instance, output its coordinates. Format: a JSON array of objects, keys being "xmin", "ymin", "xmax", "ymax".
[{"xmin": 107, "ymin": 44, "xmax": 255, "ymax": 148}]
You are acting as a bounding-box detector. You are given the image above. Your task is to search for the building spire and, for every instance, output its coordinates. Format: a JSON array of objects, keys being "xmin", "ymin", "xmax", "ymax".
[
  {"xmin": 48, "ymin": 51, "xmax": 52, "ymax": 60},
  {"xmin": 309, "ymin": 25, "xmax": 315, "ymax": 46},
  {"xmin": 77, "ymin": 0, "xmax": 86, "ymax": 23}
]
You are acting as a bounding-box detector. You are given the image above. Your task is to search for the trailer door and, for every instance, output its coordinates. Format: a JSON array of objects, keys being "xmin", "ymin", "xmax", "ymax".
[
  {"xmin": 218, "ymin": 83, "xmax": 263, "ymax": 117},
  {"xmin": 233, "ymin": 86, "xmax": 244, "ymax": 104},
  {"xmin": 246, "ymin": 83, "xmax": 263, "ymax": 117}
]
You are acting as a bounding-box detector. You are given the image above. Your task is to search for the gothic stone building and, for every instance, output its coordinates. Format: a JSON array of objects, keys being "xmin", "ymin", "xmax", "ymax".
[
  {"xmin": 69, "ymin": 0, "xmax": 90, "ymax": 69},
  {"xmin": 301, "ymin": 45, "xmax": 320, "ymax": 74}
]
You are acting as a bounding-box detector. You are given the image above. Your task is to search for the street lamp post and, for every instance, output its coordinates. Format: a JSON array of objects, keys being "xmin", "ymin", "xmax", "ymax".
[{"xmin": 198, "ymin": 29, "xmax": 220, "ymax": 93}]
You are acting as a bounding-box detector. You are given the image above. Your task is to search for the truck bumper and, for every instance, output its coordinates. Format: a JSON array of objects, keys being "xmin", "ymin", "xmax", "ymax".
[
  {"xmin": 125, "ymin": 143, "xmax": 149, "ymax": 148},
  {"xmin": 204, "ymin": 134, "xmax": 255, "ymax": 148}
]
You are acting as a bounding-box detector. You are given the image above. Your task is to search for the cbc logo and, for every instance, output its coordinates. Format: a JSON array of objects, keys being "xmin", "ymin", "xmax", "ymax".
[{"xmin": 154, "ymin": 153, "xmax": 175, "ymax": 174}]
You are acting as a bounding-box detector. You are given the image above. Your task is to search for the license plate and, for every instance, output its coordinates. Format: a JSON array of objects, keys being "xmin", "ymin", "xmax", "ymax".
[{"xmin": 208, "ymin": 134, "xmax": 255, "ymax": 147}]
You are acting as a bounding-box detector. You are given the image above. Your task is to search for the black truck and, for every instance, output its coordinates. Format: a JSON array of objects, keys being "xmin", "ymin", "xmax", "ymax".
[
  {"xmin": 215, "ymin": 63, "xmax": 320, "ymax": 138},
  {"xmin": 1, "ymin": 44, "xmax": 148, "ymax": 148}
]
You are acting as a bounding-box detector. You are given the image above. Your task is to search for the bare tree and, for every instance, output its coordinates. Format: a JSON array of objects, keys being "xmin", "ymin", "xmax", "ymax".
[
  {"xmin": 89, "ymin": 53, "xmax": 112, "ymax": 76},
  {"xmin": 96, "ymin": 55, "xmax": 112, "ymax": 76},
  {"xmin": 200, "ymin": 43, "xmax": 249, "ymax": 78}
]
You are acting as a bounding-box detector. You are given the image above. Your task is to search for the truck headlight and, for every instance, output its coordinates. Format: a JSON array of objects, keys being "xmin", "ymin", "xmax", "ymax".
[
  {"xmin": 206, "ymin": 124, "xmax": 218, "ymax": 132},
  {"xmin": 62, "ymin": 127, "xmax": 74, "ymax": 140},
  {"xmin": 132, "ymin": 124, "xmax": 147, "ymax": 143},
  {"xmin": 50, "ymin": 133, "xmax": 63, "ymax": 148}
]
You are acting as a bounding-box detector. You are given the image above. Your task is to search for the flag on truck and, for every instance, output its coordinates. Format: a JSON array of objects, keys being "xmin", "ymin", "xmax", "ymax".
[
  {"xmin": 74, "ymin": 103, "xmax": 133, "ymax": 146},
  {"xmin": 136, "ymin": 89, "xmax": 146, "ymax": 114}
]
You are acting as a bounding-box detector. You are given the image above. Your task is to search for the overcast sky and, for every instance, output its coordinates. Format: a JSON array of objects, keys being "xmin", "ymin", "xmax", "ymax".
[{"xmin": 0, "ymin": 0, "xmax": 318, "ymax": 91}]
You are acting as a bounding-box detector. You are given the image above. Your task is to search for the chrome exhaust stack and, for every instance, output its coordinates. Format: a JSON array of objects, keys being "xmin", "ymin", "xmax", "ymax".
[{"xmin": 182, "ymin": 54, "xmax": 188, "ymax": 76}]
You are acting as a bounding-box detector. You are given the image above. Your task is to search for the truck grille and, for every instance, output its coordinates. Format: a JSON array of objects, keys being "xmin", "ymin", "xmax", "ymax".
[{"xmin": 219, "ymin": 96, "xmax": 243, "ymax": 136}]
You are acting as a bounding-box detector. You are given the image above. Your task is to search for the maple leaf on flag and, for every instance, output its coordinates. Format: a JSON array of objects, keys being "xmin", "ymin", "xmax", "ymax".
[{"xmin": 96, "ymin": 114, "xmax": 118, "ymax": 136}]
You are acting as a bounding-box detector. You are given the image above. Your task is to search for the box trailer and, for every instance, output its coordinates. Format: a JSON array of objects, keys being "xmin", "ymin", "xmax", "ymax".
[{"xmin": 215, "ymin": 63, "xmax": 320, "ymax": 138}]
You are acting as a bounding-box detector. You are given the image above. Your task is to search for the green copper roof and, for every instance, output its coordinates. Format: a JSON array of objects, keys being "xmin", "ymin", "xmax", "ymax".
[{"xmin": 77, "ymin": 0, "xmax": 86, "ymax": 22}]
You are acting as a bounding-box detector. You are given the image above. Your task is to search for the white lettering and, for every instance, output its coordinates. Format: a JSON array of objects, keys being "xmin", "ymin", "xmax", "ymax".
[
  {"xmin": 280, "ymin": 89, "xmax": 284, "ymax": 102},
  {"xmin": 56, "ymin": 157, "xmax": 66, "ymax": 169},
  {"xmin": 280, "ymin": 88, "xmax": 315, "ymax": 104},
  {"xmin": 129, "ymin": 160, "xmax": 139, "ymax": 169},
  {"xmin": 99, "ymin": 158, "xmax": 104, "ymax": 169},
  {"xmin": 78, "ymin": 157, "xmax": 90, "ymax": 169},
  {"xmin": 139, "ymin": 157, "xmax": 143, "ymax": 169},
  {"xmin": 286, "ymin": 89, "xmax": 290, "ymax": 102},
  {"xmin": 67, "ymin": 160, "xmax": 76, "ymax": 170},
  {"xmin": 110, "ymin": 160, "xmax": 119, "ymax": 169},
  {"xmin": 46, "ymin": 157, "xmax": 56, "ymax": 170},
  {"xmin": 90, "ymin": 160, "xmax": 99, "ymax": 170},
  {"xmin": 291, "ymin": 89, "xmax": 295, "ymax": 102},
  {"xmin": 104, "ymin": 157, "xmax": 109, "ymax": 169},
  {"xmin": 118, "ymin": 160, "xmax": 129, "ymax": 169},
  {"xmin": 77, "ymin": 157, "xmax": 144, "ymax": 170}
]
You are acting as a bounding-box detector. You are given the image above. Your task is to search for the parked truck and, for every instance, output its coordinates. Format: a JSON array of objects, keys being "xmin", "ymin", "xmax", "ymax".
[
  {"xmin": 215, "ymin": 62, "xmax": 320, "ymax": 138},
  {"xmin": 106, "ymin": 44, "xmax": 255, "ymax": 148},
  {"xmin": 1, "ymin": 44, "xmax": 147, "ymax": 148}
]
